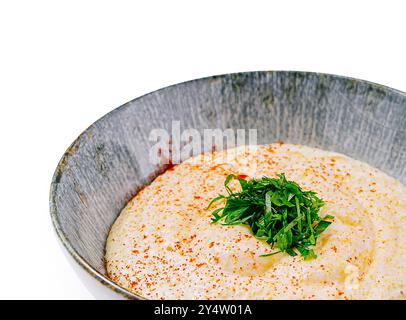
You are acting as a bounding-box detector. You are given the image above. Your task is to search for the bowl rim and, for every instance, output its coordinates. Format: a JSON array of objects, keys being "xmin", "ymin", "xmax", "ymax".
[{"xmin": 49, "ymin": 70, "xmax": 406, "ymax": 300}]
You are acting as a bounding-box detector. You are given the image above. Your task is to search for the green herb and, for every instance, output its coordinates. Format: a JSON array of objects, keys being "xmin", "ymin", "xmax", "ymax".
[{"xmin": 207, "ymin": 173, "xmax": 334, "ymax": 259}]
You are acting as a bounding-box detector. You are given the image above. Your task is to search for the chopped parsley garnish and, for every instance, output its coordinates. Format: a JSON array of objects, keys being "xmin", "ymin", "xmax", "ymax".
[{"xmin": 207, "ymin": 173, "xmax": 334, "ymax": 259}]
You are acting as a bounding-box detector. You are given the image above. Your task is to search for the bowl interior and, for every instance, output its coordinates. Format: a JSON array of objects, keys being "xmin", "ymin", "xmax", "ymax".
[{"xmin": 50, "ymin": 71, "xmax": 406, "ymax": 298}]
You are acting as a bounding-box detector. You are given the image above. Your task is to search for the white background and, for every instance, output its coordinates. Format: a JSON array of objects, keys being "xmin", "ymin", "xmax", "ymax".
[{"xmin": 0, "ymin": 0, "xmax": 405, "ymax": 299}]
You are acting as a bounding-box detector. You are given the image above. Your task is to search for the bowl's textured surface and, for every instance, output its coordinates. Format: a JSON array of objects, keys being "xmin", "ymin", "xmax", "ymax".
[{"xmin": 50, "ymin": 71, "xmax": 406, "ymax": 299}]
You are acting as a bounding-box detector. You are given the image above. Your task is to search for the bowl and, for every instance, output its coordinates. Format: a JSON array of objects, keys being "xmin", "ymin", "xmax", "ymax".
[{"xmin": 50, "ymin": 71, "xmax": 406, "ymax": 299}]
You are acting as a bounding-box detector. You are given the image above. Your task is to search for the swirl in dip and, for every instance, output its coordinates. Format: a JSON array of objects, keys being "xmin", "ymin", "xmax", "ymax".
[{"xmin": 105, "ymin": 143, "xmax": 406, "ymax": 299}]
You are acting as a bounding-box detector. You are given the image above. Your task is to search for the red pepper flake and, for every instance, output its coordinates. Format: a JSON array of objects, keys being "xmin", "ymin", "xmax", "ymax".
[
  {"xmin": 266, "ymin": 145, "xmax": 275, "ymax": 153},
  {"xmin": 209, "ymin": 163, "xmax": 223, "ymax": 171},
  {"xmin": 209, "ymin": 242, "xmax": 215, "ymax": 248},
  {"xmin": 237, "ymin": 174, "xmax": 249, "ymax": 179}
]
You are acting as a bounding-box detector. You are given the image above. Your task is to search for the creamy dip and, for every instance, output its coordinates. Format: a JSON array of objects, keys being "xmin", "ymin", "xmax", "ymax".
[{"xmin": 105, "ymin": 143, "xmax": 406, "ymax": 299}]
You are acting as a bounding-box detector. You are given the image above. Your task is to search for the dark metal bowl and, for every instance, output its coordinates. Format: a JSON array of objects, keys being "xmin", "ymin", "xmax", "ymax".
[{"xmin": 50, "ymin": 71, "xmax": 406, "ymax": 299}]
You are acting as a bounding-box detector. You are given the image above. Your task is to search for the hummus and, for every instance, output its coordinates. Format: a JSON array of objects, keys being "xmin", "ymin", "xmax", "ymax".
[{"xmin": 105, "ymin": 143, "xmax": 406, "ymax": 299}]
